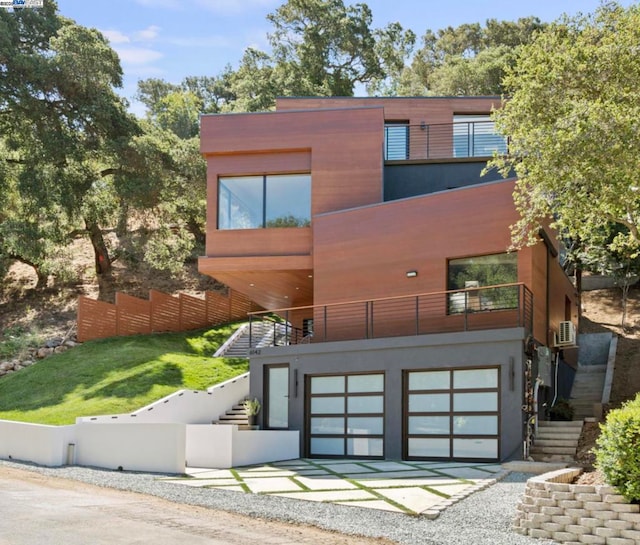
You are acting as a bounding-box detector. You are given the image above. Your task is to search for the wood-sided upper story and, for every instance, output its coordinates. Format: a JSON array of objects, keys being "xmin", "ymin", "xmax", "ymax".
[{"xmin": 198, "ymin": 97, "xmax": 578, "ymax": 346}]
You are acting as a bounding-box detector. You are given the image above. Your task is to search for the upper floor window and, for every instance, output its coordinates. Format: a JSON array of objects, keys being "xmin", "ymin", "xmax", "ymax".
[
  {"xmin": 384, "ymin": 122, "xmax": 409, "ymax": 160},
  {"xmin": 452, "ymin": 115, "xmax": 507, "ymax": 158},
  {"xmin": 218, "ymin": 174, "xmax": 311, "ymax": 230},
  {"xmin": 447, "ymin": 252, "xmax": 518, "ymax": 313}
]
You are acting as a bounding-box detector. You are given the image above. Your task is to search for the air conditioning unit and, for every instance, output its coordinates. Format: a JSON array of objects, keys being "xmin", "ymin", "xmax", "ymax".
[{"xmin": 554, "ymin": 321, "xmax": 576, "ymax": 347}]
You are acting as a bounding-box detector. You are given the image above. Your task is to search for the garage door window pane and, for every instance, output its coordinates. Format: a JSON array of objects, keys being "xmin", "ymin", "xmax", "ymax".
[
  {"xmin": 409, "ymin": 393, "xmax": 450, "ymax": 412},
  {"xmin": 409, "ymin": 416, "xmax": 450, "ymax": 435},
  {"xmin": 347, "ymin": 438, "xmax": 383, "ymax": 457},
  {"xmin": 453, "ymin": 438, "xmax": 498, "ymax": 459},
  {"xmin": 453, "ymin": 415, "xmax": 497, "ymax": 435},
  {"xmin": 348, "ymin": 374, "xmax": 384, "ymax": 393},
  {"xmin": 408, "ymin": 370, "xmax": 450, "ymax": 390},
  {"xmin": 347, "ymin": 395, "xmax": 383, "ymax": 414},
  {"xmin": 311, "ymin": 437, "xmax": 344, "ymax": 456},
  {"xmin": 454, "ymin": 369, "xmax": 497, "ymax": 389},
  {"xmin": 311, "ymin": 376, "xmax": 344, "ymax": 394},
  {"xmin": 408, "ymin": 438, "xmax": 450, "ymax": 458},
  {"xmin": 311, "ymin": 397, "xmax": 345, "ymax": 414},
  {"xmin": 311, "ymin": 417, "xmax": 345, "ymax": 435},
  {"xmin": 347, "ymin": 417, "xmax": 383, "ymax": 435},
  {"xmin": 453, "ymin": 392, "xmax": 497, "ymax": 412}
]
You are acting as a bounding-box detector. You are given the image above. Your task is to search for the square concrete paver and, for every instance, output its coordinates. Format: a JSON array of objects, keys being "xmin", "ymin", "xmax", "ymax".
[
  {"xmin": 358, "ymin": 461, "xmax": 417, "ymax": 472},
  {"xmin": 242, "ymin": 477, "xmax": 303, "ymax": 494},
  {"xmin": 362, "ymin": 477, "xmax": 462, "ymax": 488},
  {"xmin": 374, "ymin": 487, "xmax": 446, "ymax": 514},
  {"xmin": 427, "ymin": 483, "xmax": 477, "ymax": 497},
  {"xmin": 294, "ymin": 475, "xmax": 358, "ymax": 491},
  {"xmin": 274, "ymin": 489, "xmax": 375, "ymax": 502},
  {"xmin": 347, "ymin": 470, "xmax": 442, "ymax": 480},
  {"xmin": 318, "ymin": 463, "xmax": 372, "ymax": 474}
]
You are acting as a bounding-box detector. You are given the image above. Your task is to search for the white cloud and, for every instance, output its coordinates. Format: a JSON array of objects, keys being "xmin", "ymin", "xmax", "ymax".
[
  {"xmin": 101, "ymin": 29, "xmax": 130, "ymax": 45},
  {"xmin": 116, "ymin": 47, "xmax": 164, "ymax": 65},
  {"xmin": 133, "ymin": 25, "xmax": 161, "ymax": 42}
]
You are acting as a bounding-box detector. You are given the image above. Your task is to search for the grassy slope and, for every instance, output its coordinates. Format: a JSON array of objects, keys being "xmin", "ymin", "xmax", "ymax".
[{"xmin": 0, "ymin": 324, "xmax": 248, "ymax": 425}]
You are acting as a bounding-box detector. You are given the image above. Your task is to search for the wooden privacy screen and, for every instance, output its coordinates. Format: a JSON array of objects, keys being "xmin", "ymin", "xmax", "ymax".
[{"xmin": 77, "ymin": 289, "xmax": 259, "ymax": 342}]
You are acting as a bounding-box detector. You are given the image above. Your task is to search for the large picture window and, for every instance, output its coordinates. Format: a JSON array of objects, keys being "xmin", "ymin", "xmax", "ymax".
[
  {"xmin": 448, "ymin": 253, "xmax": 518, "ymax": 313},
  {"xmin": 218, "ymin": 174, "xmax": 311, "ymax": 230}
]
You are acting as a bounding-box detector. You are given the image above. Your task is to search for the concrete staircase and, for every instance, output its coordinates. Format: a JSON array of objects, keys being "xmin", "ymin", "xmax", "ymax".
[
  {"xmin": 530, "ymin": 420, "xmax": 583, "ymax": 463},
  {"xmin": 570, "ymin": 364, "xmax": 607, "ymax": 420},
  {"xmin": 215, "ymin": 321, "xmax": 287, "ymax": 358},
  {"xmin": 215, "ymin": 400, "xmax": 250, "ymax": 428}
]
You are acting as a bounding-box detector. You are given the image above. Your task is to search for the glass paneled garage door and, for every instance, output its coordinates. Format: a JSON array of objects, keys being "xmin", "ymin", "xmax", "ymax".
[
  {"xmin": 306, "ymin": 373, "xmax": 384, "ymax": 458},
  {"xmin": 404, "ymin": 367, "xmax": 499, "ymax": 461}
]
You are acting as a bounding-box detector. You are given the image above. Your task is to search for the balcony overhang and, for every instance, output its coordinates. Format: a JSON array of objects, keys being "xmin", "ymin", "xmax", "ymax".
[{"xmin": 199, "ymin": 255, "xmax": 313, "ymax": 310}]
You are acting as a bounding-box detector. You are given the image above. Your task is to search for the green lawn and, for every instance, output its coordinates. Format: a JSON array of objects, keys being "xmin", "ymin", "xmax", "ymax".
[{"xmin": 0, "ymin": 323, "xmax": 248, "ymax": 425}]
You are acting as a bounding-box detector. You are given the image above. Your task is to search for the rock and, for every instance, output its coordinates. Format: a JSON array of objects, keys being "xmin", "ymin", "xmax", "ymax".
[
  {"xmin": 45, "ymin": 338, "xmax": 63, "ymax": 349},
  {"xmin": 63, "ymin": 340, "xmax": 78, "ymax": 348},
  {"xmin": 21, "ymin": 359, "xmax": 34, "ymax": 367},
  {"xmin": 36, "ymin": 347, "xmax": 54, "ymax": 359},
  {"xmin": 0, "ymin": 362, "xmax": 13, "ymax": 372},
  {"xmin": 53, "ymin": 345, "xmax": 67, "ymax": 354}
]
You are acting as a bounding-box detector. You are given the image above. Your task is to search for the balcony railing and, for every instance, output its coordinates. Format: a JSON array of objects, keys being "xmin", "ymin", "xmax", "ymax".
[
  {"xmin": 384, "ymin": 121, "xmax": 508, "ymax": 162},
  {"xmin": 248, "ymin": 283, "xmax": 532, "ymax": 349}
]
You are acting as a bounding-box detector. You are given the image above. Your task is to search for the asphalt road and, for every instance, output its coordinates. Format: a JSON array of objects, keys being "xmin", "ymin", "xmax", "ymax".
[{"xmin": 0, "ymin": 467, "xmax": 391, "ymax": 545}]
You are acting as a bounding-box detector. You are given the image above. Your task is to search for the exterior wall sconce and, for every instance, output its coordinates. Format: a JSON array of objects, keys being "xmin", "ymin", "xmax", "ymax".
[
  {"xmin": 420, "ymin": 121, "xmax": 427, "ymax": 130},
  {"xmin": 406, "ymin": 270, "xmax": 418, "ymax": 278}
]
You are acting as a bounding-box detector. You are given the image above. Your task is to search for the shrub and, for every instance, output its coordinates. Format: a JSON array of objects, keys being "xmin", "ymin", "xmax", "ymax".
[
  {"xmin": 594, "ymin": 393, "xmax": 640, "ymax": 502},
  {"xmin": 548, "ymin": 398, "xmax": 574, "ymax": 421}
]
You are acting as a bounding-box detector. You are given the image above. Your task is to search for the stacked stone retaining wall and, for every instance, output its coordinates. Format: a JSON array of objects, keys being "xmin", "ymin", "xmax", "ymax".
[{"xmin": 514, "ymin": 467, "xmax": 640, "ymax": 544}]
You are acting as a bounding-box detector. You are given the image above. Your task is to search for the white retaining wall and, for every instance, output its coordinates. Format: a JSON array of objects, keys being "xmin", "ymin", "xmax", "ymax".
[
  {"xmin": 186, "ymin": 425, "xmax": 299, "ymax": 469},
  {"xmin": 74, "ymin": 422, "xmax": 186, "ymax": 474},
  {"xmin": 76, "ymin": 372, "xmax": 250, "ymax": 424},
  {"xmin": 0, "ymin": 420, "xmax": 75, "ymax": 466}
]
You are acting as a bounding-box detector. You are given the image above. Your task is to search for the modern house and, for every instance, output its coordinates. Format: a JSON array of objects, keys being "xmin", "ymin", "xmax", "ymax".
[{"xmin": 199, "ymin": 96, "xmax": 578, "ymax": 463}]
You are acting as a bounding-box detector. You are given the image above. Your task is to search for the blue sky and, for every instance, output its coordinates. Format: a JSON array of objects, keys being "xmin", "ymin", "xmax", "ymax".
[{"xmin": 56, "ymin": 0, "xmax": 637, "ymax": 114}]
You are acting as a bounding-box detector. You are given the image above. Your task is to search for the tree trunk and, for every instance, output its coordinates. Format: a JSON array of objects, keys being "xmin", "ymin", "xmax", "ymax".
[
  {"xmin": 8, "ymin": 253, "xmax": 48, "ymax": 289},
  {"xmin": 85, "ymin": 219, "xmax": 112, "ymax": 277}
]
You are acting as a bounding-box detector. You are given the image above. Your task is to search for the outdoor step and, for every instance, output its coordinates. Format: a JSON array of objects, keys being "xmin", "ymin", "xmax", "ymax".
[
  {"xmin": 530, "ymin": 446, "xmax": 577, "ymax": 455},
  {"xmin": 218, "ymin": 414, "xmax": 249, "ymax": 421},
  {"xmin": 534, "ymin": 439, "xmax": 579, "ymax": 448},
  {"xmin": 536, "ymin": 435, "xmax": 581, "ymax": 443},
  {"xmin": 538, "ymin": 420, "xmax": 583, "ymax": 428},
  {"xmin": 530, "ymin": 454, "xmax": 576, "ymax": 463}
]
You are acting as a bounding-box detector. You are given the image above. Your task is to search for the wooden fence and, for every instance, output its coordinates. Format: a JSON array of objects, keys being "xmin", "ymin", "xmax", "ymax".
[{"xmin": 77, "ymin": 289, "xmax": 260, "ymax": 342}]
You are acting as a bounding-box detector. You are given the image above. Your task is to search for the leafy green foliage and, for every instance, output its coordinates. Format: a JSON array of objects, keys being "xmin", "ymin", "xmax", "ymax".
[
  {"xmin": 490, "ymin": 4, "xmax": 640, "ymax": 260},
  {"xmin": 595, "ymin": 394, "xmax": 640, "ymax": 502},
  {"xmin": 0, "ymin": 324, "xmax": 248, "ymax": 425},
  {"xmin": 398, "ymin": 17, "xmax": 544, "ymax": 95}
]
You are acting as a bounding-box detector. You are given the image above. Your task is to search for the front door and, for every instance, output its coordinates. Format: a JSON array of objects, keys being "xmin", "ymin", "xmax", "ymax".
[{"xmin": 265, "ymin": 364, "xmax": 289, "ymax": 429}]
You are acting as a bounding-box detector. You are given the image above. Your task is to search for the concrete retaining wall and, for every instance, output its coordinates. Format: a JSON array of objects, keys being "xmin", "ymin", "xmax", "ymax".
[
  {"xmin": 0, "ymin": 420, "xmax": 75, "ymax": 466},
  {"xmin": 76, "ymin": 373, "xmax": 250, "ymax": 424},
  {"xmin": 186, "ymin": 425, "xmax": 299, "ymax": 468},
  {"xmin": 514, "ymin": 467, "xmax": 640, "ymax": 544}
]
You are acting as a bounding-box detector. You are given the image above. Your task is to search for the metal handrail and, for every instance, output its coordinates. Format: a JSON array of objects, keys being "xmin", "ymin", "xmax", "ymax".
[
  {"xmin": 384, "ymin": 121, "xmax": 508, "ymax": 162},
  {"xmin": 249, "ymin": 283, "xmax": 533, "ymax": 347}
]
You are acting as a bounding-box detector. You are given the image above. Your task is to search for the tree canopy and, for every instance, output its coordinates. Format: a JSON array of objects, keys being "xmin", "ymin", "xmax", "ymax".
[
  {"xmin": 398, "ymin": 17, "xmax": 545, "ymax": 96},
  {"xmin": 489, "ymin": 3, "xmax": 640, "ymax": 264}
]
